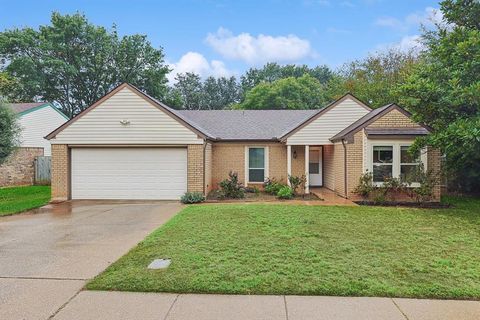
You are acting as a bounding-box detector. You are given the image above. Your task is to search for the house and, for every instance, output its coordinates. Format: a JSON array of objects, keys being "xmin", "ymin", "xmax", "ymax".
[
  {"xmin": 46, "ymin": 83, "xmax": 441, "ymax": 202},
  {"xmin": 0, "ymin": 102, "xmax": 68, "ymax": 186}
]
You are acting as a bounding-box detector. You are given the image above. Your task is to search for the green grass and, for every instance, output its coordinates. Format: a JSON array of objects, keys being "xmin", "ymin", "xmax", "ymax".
[
  {"xmin": 0, "ymin": 185, "xmax": 51, "ymax": 217},
  {"xmin": 87, "ymin": 196, "xmax": 480, "ymax": 299}
]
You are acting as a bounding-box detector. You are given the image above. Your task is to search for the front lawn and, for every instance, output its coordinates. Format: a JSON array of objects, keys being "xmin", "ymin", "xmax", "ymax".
[
  {"xmin": 87, "ymin": 196, "xmax": 480, "ymax": 299},
  {"xmin": 0, "ymin": 185, "xmax": 51, "ymax": 217}
]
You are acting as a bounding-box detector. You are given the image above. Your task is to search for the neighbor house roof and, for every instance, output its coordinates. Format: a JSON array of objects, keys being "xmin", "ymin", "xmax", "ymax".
[
  {"xmin": 330, "ymin": 103, "xmax": 431, "ymax": 142},
  {"xmin": 178, "ymin": 110, "xmax": 318, "ymax": 141},
  {"xmin": 9, "ymin": 102, "xmax": 69, "ymax": 119}
]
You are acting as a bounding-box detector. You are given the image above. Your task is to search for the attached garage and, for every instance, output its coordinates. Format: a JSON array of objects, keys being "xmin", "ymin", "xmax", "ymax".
[
  {"xmin": 46, "ymin": 83, "xmax": 209, "ymax": 202},
  {"xmin": 71, "ymin": 148, "xmax": 187, "ymax": 200}
]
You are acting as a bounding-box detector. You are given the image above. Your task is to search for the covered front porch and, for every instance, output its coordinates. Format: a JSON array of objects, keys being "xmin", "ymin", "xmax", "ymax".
[{"xmin": 286, "ymin": 144, "xmax": 335, "ymax": 194}]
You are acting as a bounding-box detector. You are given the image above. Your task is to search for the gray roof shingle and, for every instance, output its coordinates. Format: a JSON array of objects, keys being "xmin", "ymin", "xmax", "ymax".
[
  {"xmin": 8, "ymin": 102, "xmax": 47, "ymax": 114},
  {"xmin": 178, "ymin": 110, "xmax": 319, "ymax": 140}
]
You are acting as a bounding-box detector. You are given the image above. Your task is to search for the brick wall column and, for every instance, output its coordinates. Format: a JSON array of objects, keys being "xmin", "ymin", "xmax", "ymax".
[
  {"xmin": 51, "ymin": 144, "xmax": 69, "ymax": 202},
  {"xmin": 187, "ymin": 144, "xmax": 205, "ymax": 194}
]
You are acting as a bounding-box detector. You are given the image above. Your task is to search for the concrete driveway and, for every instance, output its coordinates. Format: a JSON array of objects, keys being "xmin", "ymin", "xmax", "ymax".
[{"xmin": 0, "ymin": 200, "xmax": 182, "ymax": 320}]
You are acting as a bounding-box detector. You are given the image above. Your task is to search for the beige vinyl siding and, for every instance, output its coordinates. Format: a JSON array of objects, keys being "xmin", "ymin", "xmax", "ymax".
[
  {"xmin": 286, "ymin": 98, "xmax": 370, "ymax": 145},
  {"xmin": 51, "ymin": 87, "xmax": 203, "ymax": 145},
  {"xmin": 18, "ymin": 106, "xmax": 67, "ymax": 156}
]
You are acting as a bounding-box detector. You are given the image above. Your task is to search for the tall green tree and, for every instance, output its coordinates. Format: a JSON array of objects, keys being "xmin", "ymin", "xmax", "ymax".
[
  {"xmin": 0, "ymin": 12, "xmax": 170, "ymax": 118},
  {"xmin": 398, "ymin": 0, "xmax": 480, "ymax": 192},
  {"xmin": 202, "ymin": 76, "xmax": 241, "ymax": 110},
  {"xmin": 238, "ymin": 74, "xmax": 328, "ymax": 110},
  {"xmin": 173, "ymin": 73, "xmax": 203, "ymax": 110},
  {"xmin": 0, "ymin": 101, "xmax": 20, "ymax": 164},
  {"xmin": 240, "ymin": 63, "xmax": 333, "ymax": 95},
  {"xmin": 327, "ymin": 48, "xmax": 419, "ymax": 108}
]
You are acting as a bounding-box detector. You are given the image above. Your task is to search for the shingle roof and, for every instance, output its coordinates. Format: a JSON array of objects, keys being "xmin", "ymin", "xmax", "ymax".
[
  {"xmin": 178, "ymin": 110, "xmax": 319, "ymax": 140},
  {"xmin": 8, "ymin": 102, "xmax": 47, "ymax": 114}
]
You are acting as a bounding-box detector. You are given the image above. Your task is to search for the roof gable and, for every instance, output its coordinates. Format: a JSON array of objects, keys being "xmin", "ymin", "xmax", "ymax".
[
  {"xmin": 330, "ymin": 103, "xmax": 431, "ymax": 142},
  {"xmin": 46, "ymin": 83, "xmax": 209, "ymax": 141},
  {"xmin": 47, "ymin": 84, "xmax": 205, "ymax": 145},
  {"xmin": 283, "ymin": 94, "xmax": 371, "ymax": 145}
]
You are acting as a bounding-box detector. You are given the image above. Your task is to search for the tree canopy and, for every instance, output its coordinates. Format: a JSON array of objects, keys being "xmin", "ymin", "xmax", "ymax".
[
  {"xmin": 0, "ymin": 12, "xmax": 170, "ymax": 118},
  {"xmin": 238, "ymin": 74, "xmax": 328, "ymax": 110},
  {"xmin": 0, "ymin": 101, "xmax": 20, "ymax": 164},
  {"xmin": 398, "ymin": 0, "xmax": 480, "ymax": 192}
]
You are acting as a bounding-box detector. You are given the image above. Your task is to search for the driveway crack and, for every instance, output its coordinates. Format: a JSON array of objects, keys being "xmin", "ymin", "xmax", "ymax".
[
  {"xmin": 163, "ymin": 294, "xmax": 180, "ymax": 320},
  {"xmin": 391, "ymin": 298, "xmax": 410, "ymax": 320}
]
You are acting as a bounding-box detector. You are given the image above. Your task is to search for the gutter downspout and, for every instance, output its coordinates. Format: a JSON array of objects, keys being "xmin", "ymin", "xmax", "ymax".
[
  {"xmin": 203, "ymin": 139, "xmax": 207, "ymax": 196},
  {"xmin": 341, "ymin": 139, "xmax": 347, "ymax": 198}
]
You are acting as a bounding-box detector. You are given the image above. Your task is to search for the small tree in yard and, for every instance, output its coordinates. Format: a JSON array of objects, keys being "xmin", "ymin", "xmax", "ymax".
[{"xmin": 0, "ymin": 101, "xmax": 20, "ymax": 164}]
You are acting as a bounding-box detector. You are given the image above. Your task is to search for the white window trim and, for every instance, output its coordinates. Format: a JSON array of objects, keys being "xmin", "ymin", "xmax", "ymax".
[
  {"xmin": 245, "ymin": 146, "xmax": 269, "ymax": 184},
  {"xmin": 366, "ymin": 139, "xmax": 427, "ymax": 188}
]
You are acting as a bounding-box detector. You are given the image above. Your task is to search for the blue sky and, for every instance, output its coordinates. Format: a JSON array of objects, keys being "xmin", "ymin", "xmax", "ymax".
[{"xmin": 0, "ymin": 0, "xmax": 442, "ymax": 81}]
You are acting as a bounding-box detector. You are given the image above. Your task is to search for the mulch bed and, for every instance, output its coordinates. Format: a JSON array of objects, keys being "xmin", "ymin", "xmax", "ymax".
[
  {"xmin": 206, "ymin": 190, "xmax": 321, "ymax": 203},
  {"xmin": 354, "ymin": 200, "xmax": 451, "ymax": 209}
]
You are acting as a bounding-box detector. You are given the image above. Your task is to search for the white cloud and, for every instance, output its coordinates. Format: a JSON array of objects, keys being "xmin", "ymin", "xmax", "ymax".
[
  {"xmin": 375, "ymin": 7, "xmax": 444, "ymax": 32},
  {"xmin": 167, "ymin": 51, "xmax": 233, "ymax": 83},
  {"xmin": 376, "ymin": 34, "xmax": 425, "ymax": 54},
  {"xmin": 205, "ymin": 27, "xmax": 315, "ymax": 65}
]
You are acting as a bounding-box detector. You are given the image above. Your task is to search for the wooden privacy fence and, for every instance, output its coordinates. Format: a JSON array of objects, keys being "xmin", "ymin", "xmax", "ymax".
[{"xmin": 34, "ymin": 156, "xmax": 51, "ymax": 185}]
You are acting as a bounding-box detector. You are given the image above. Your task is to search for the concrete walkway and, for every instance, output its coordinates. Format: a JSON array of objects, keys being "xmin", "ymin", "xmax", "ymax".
[{"xmin": 51, "ymin": 291, "xmax": 480, "ymax": 320}]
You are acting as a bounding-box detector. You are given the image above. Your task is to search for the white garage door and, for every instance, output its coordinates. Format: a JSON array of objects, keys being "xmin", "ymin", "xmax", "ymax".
[{"xmin": 71, "ymin": 148, "xmax": 187, "ymax": 200}]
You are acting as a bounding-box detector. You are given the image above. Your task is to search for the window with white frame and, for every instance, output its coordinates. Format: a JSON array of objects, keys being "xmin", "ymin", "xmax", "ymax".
[
  {"xmin": 369, "ymin": 142, "xmax": 426, "ymax": 186},
  {"xmin": 247, "ymin": 147, "xmax": 266, "ymax": 183},
  {"xmin": 400, "ymin": 146, "xmax": 421, "ymax": 183},
  {"xmin": 372, "ymin": 146, "xmax": 393, "ymax": 182}
]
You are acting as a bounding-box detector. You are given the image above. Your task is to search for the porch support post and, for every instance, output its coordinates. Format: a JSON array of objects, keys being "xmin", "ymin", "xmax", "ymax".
[
  {"xmin": 305, "ymin": 145, "xmax": 310, "ymax": 194},
  {"xmin": 287, "ymin": 145, "xmax": 292, "ymax": 186}
]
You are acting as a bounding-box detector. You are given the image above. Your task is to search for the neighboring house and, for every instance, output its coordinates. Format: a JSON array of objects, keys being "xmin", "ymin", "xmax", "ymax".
[
  {"xmin": 46, "ymin": 83, "xmax": 441, "ymax": 202},
  {"xmin": 0, "ymin": 103, "xmax": 68, "ymax": 186}
]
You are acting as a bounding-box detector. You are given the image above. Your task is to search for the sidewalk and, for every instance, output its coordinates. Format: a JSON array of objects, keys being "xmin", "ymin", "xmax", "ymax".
[{"xmin": 51, "ymin": 291, "xmax": 480, "ymax": 320}]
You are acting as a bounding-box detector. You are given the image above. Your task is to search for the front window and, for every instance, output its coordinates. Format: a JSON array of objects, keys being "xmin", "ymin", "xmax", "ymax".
[
  {"xmin": 248, "ymin": 147, "xmax": 265, "ymax": 182},
  {"xmin": 372, "ymin": 146, "xmax": 393, "ymax": 182},
  {"xmin": 400, "ymin": 146, "xmax": 421, "ymax": 183}
]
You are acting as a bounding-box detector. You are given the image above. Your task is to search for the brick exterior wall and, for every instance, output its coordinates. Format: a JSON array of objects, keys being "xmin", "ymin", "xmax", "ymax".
[
  {"xmin": 333, "ymin": 142, "xmax": 346, "ymax": 197},
  {"xmin": 368, "ymin": 109, "xmax": 421, "ymax": 128},
  {"xmin": 187, "ymin": 144, "xmax": 205, "ymax": 193},
  {"xmin": 0, "ymin": 147, "xmax": 44, "ymax": 187},
  {"xmin": 204, "ymin": 143, "xmax": 213, "ymax": 194},
  {"xmin": 346, "ymin": 130, "xmax": 364, "ymax": 199},
  {"xmin": 51, "ymin": 144, "xmax": 69, "ymax": 202},
  {"xmin": 428, "ymin": 147, "xmax": 442, "ymax": 201},
  {"xmin": 211, "ymin": 142, "xmax": 288, "ymax": 189},
  {"xmin": 291, "ymin": 145, "xmax": 305, "ymax": 179},
  {"xmin": 322, "ymin": 145, "xmax": 335, "ymax": 191}
]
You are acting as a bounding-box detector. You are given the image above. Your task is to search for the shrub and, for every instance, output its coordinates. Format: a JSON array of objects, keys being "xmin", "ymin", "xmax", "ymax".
[
  {"xmin": 219, "ymin": 171, "xmax": 245, "ymax": 198},
  {"xmin": 264, "ymin": 178, "xmax": 285, "ymax": 195},
  {"xmin": 354, "ymin": 171, "xmax": 375, "ymax": 198},
  {"xmin": 288, "ymin": 175, "xmax": 307, "ymax": 195},
  {"xmin": 180, "ymin": 192, "xmax": 205, "ymax": 204},
  {"xmin": 277, "ymin": 186, "xmax": 294, "ymax": 199},
  {"xmin": 380, "ymin": 177, "xmax": 407, "ymax": 202},
  {"xmin": 406, "ymin": 164, "xmax": 438, "ymax": 203}
]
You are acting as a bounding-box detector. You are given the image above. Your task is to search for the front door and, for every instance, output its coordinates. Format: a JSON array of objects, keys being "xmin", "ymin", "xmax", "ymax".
[{"xmin": 309, "ymin": 147, "xmax": 322, "ymax": 186}]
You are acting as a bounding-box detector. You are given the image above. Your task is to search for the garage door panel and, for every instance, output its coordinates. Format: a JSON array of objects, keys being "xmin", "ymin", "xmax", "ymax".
[{"xmin": 71, "ymin": 148, "xmax": 188, "ymax": 200}]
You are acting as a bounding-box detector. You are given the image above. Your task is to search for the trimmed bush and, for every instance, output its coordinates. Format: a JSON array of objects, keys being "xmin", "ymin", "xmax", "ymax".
[
  {"xmin": 277, "ymin": 186, "xmax": 294, "ymax": 199},
  {"xmin": 219, "ymin": 171, "xmax": 245, "ymax": 199},
  {"xmin": 181, "ymin": 192, "xmax": 205, "ymax": 204},
  {"xmin": 264, "ymin": 178, "xmax": 286, "ymax": 195}
]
